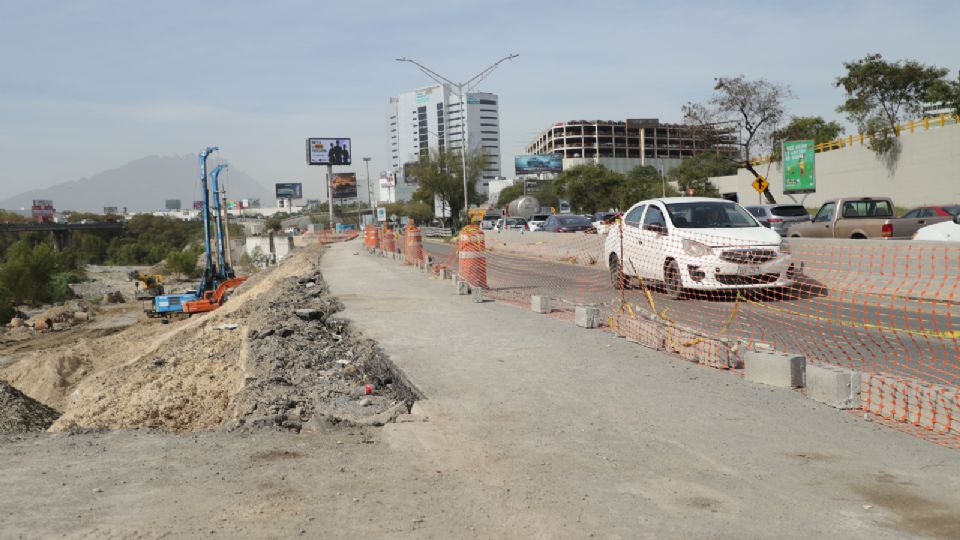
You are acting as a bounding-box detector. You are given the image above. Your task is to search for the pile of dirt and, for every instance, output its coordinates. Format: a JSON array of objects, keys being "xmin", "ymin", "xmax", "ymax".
[
  {"xmin": 32, "ymin": 299, "xmax": 95, "ymax": 328},
  {"xmin": 48, "ymin": 245, "xmax": 418, "ymax": 433},
  {"xmin": 0, "ymin": 380, "xmax": 60, "ymax": 432}
]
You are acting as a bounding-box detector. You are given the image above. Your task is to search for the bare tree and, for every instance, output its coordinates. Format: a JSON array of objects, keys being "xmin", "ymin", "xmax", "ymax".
[{"xmin": 683, "ymin": 76, "xmax": 794, "ymax": 203}]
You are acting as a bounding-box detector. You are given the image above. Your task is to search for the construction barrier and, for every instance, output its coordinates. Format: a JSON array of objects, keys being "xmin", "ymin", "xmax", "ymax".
[
  {"xmin": 457, "ymin": 225, "xmax": 487, "ymax": 288},
  {"xmin": 370, "ymin": 207, "xmax": 960, "ymax": 447},
  {"xmin": 363, "ymin": 226, "xmax": 380, "ymax": 251},
  {"xmin": 403, "ymin": 222, "xmax": 423, "ymax": 266},
  {"xmin": 381, "ymin": 226, "xmax": 397, "ymax": 255}
]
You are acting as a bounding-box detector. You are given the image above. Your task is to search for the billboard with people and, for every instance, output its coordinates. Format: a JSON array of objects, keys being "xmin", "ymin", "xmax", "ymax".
[
  {"xmin": 306, "ymin": 138, "xmax": 352, "ymax": 166},
  {"xmin": 515, "ymin": 154, "xmax": 562, "ymax": 174},
  {"xmin": 332, "ymin": 173, "xmax": 358, "ymax": 199},
  {"xmin": 403, "ymin": 162, "xmax": 418, "ymax": 184}
]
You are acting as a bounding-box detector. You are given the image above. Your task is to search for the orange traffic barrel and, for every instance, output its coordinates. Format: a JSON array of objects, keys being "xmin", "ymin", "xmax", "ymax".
[
  {"xmin": 364, "ymin": 226, "xmax": 379, "ymax": 251},
  {"xmin": 458, "ymin": 224, "xmax": 487, "ymax": 288},
  {"xmin": 403, "ymin": 221, "xmax": 423, "ymax": 265},
  {"xmin": 382, "ymin": 226, "xmax": 396, "ymax": 254}
]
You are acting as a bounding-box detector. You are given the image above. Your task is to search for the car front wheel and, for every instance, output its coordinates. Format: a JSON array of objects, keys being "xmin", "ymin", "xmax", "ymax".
[{"xmin": 664, "ymin": 259, "xmax": 685, "ymax": 299}]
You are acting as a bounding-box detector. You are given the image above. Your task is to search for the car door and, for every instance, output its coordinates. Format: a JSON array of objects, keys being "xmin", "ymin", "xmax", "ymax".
[
  {"xmin": 810, "ymin": 202, "xmax": 836, "ymax": 237},
  {"xmin": 638, "ymin": 204, "xmax": 669, "ymax": 279},
  {"xmin": 619, "ymin": 204, "xmax": 646, "ymax": 277}
]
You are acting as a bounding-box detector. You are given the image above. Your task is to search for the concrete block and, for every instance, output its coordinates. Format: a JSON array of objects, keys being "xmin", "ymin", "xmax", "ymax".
[
  {"xmin": 575, "ymin": 305, "xmax": 601, "ymax": 328},
  {"xmin": 531, "ymin": 295, "xmax": 552, "ymax": 314},
  {"xmin": 744, "ymin": 350, "xmax": 805, "ymax": 388},
  {"xmin": 472, "ymin": 286, "xmax": 484, "ymax": 303},
  {"xmin": 456, "ymin": 278, "xmax": 471, "ymax": 296},
  {"xmin": 440, "ymin": 268, "xmax": 450, "ymax": 280},
  {"xmin": 806, "ymin": 364, "xmax": 861, "ymax": 409}
]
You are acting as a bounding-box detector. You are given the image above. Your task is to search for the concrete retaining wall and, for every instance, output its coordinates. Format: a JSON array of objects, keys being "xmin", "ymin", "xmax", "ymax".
[{"xmin": 710, "ymin": 122, "xmax": 960, "ymax": 208}]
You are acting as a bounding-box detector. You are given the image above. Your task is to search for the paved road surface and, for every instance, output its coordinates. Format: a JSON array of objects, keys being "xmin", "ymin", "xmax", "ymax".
[
  {"xmin": 423, "ymin": 241, "xmax": 960, "ymax": 387},
  {"xmin": 323, "ymin": 242, "xmax": 960, "ymax": 538}
]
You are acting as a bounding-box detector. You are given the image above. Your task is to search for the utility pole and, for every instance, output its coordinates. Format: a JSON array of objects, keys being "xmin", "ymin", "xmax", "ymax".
[
  {"xmin": 363, "ymin": 157, "xmax": 373, "ymax": 218},
  {"xmin": 396, "ymin": 54, "xmax": 519, "ymax": 219}
]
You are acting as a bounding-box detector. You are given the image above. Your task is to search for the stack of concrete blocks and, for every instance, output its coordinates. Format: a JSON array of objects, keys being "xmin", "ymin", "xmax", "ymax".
[
  {"xmin": 575, "ymin": 305, "xmax": 601, "ymax": 329},
  {"xmin": 744, "ymin": 350, "xmax": 806, "ymax": 388},
  {"xmin": 806, "ymin": 364, "xmax": 861, "ymax": 409},
  {"xmin": 861, "ymin": 372, "xmax": 960, "ymax": 434},
  {"xmin": 531, "ymin": 296, "xmax": 552, "ymax": 314},
  {"xmin": 665, "ymin": 326, "xmax": 742, "ymax": 369},
  {"xmin": 454, "ymin": 275, "xmax": 471, "ymax": 296}
]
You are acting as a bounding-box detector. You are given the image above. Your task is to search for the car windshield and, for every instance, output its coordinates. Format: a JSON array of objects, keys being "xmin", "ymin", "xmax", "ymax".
[
  {"xmin": 557, "ymin": 216, "xmax": 591, "ymax": 225},
  {"xmin": 506, "ymin": 218, "xmax": 525, "ymax": 225},
  {"xmin": 771, "ymin": 205, "xmax": 809, "ymax": 217},
  {"xmin": 531, "ymin": 215, "xmax": 549, "ymax": 221},
  {"xmin": 944, "ymin": 205, "xmax": 960, "ymax": 217},
  {"xmin": 665, "ymin": 201, "xmax": 758, "ymax": 228}
]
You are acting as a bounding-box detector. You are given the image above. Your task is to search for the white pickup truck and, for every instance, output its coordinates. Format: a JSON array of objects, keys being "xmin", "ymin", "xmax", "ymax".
[{"xmin": 605, "ymin": 197, "xmax": 801, "ymax": 298}]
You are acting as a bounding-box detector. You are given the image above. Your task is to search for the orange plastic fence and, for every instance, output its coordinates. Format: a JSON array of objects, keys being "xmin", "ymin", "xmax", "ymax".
[{"xmin": 390, "ymin": 211, "xmax": 959, "ymax": 447}]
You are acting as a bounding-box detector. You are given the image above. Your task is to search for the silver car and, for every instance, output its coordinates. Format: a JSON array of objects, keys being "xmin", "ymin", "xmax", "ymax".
[{"xmin": 744, "ymin": 204, "xmax": 810, "ymax": 237}]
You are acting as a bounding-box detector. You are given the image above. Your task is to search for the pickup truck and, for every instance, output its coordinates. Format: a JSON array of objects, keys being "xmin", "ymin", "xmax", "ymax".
[{"xmin": 786, "ymin": 197, "xmax": 953, "ymax": 240}]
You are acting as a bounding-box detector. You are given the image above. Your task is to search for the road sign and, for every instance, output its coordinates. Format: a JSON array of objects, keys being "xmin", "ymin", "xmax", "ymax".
[
  {"xmin": 376, "ymin": 207, "xmax": 387, "ymax": 222},
  {"xmin": 752, "ymin": 176, "xmax": 769, "ymax": 194}
]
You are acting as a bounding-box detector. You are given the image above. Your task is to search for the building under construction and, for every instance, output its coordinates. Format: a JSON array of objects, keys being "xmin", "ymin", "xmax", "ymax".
[{"xmin": 523, "ymin": 118, "xmax": 739, "ymax": 176}]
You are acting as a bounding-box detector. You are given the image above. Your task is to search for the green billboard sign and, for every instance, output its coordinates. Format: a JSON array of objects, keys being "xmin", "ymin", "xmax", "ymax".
[{"xmin": 783, "ymin": 140, "xmax": 816, "ymax": 193}]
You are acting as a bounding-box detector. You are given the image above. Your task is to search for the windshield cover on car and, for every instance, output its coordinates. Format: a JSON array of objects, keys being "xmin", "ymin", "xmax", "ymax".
[
  {"xmin": 665, "ymin": 202, "xmax": 758, "ymax": 228},
  {"xmin": 771, "ymin": 205, "xmax": 809, "ymax": 217}
]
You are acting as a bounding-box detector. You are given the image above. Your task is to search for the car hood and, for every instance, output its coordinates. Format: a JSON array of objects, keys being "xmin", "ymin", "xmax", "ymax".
[{"xmin": 672, "ymin": 226, "xmax": 781, "ymax": 247}]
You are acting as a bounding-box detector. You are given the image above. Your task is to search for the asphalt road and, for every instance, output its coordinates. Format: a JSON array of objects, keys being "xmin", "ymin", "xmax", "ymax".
[{"xmin": 423, "ymin": 241, "xmax": 960, "ymax": 387}]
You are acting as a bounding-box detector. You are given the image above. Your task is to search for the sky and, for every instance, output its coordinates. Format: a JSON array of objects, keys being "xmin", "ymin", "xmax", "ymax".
[{"xmin": 1, "ymin": 0, "xmax": 958, "ymax": 202}]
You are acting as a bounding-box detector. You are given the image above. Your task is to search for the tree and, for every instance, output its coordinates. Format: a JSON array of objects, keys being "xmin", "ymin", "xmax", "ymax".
[
  {"xmin": 617, "ymin": 165, "xmax": 678, "ymax": 208},
  {"xmin": 770, "ymin": 116, "xmax": 845, "ymax": 160},
  {"xmin": 667, "ymin": 152, "xmax": 736, "ymax": 198},
  {"xmin": 835, "ymin": 53, "xmax": 949, "ymax": 154},
  {"xmin": 165, "ymin": 248, "xmax": 200, "ymax": 279},
  {"xmin": 410, "ymin": 149, "xmax": 487, "ymax": 227},
  {"xmin": 495, "ymin": 183, "xmax": 525, "ymax": 207},
  {"xmin": 552, "ymin": 164, "xmax": 624, "ymax": 214},
  {"xmin": 930, "ymin": 71, "xmax": 960, "ymax": 115},
  {"xmin": 683, "ymin": 75, "xmax": 794, "ymax": 203}
]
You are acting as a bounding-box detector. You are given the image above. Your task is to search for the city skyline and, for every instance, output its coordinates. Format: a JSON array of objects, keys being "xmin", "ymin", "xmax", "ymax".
[{"xmin": 1, "ymin": 0, "xmax": 958, "ymax": 202}]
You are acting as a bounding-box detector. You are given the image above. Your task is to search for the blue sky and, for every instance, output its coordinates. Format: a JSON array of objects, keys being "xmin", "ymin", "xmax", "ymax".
[{"xmin": 1, "ymin": 0, "xmax": 957, "ymax": 201}]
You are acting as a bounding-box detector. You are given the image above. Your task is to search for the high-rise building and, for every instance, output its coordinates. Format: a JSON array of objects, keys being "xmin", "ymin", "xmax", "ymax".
[{"xmin": 385, "ymin": 84, "xmax": 501, "ymax": 202}]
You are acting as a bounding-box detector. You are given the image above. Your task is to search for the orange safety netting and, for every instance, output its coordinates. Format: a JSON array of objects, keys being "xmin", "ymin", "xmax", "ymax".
[{"xmin": 367, "ymin": 219, "xmax": 959, "ymax": 446}]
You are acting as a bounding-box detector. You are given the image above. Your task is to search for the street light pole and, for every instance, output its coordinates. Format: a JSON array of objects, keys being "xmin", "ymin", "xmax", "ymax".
[
  {"xmin": 362, "ymin": 157, "xmax": 373, "ymax": 210},
  {"xmin": 396, "ymin": 54, "xmax": 519, "ymax": 220}
]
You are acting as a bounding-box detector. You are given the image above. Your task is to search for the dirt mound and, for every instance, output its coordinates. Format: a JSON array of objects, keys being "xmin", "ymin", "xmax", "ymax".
[
  {"xmin": 0, "ymin": 380, "xmax": 60, "ymax": 432},
  {"xmin": 49, "ymin": 245, "xmax": 418, "ymax": 433}
]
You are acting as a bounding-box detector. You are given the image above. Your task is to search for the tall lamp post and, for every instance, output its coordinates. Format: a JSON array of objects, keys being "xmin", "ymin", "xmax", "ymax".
[
  {"xmin": 362, "ymin": 157, "xmax": 373, "ymax": 215},
  {"xmin": 395, "ymin": 54, "xmax": 518, "ymax": 219}
]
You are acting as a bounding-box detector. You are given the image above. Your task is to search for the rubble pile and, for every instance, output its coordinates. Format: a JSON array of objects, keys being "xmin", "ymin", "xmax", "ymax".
[
  {"xmin": 0, "ymin": 380, "xmax": 60, "ymax": 433},
  {"xmin": 223, "ymin": 267, "xmax": 420, "ymax": 432}
]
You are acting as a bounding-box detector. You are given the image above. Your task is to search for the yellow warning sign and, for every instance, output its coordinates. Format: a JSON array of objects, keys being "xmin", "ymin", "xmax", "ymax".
[{"xmin": 752, "ymin": 176, "xmax": 769, "ymax": 193}]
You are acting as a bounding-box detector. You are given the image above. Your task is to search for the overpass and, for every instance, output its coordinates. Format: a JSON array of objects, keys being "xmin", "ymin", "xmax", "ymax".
[{"xmin": 0, "ymin": 221, "xmax": 124, "ymax": 250}]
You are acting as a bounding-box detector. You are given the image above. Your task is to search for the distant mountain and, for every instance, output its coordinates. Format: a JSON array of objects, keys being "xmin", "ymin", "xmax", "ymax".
[{"xmin": 0, "ymin": 155, "xmax": 273, "ymax": 213}]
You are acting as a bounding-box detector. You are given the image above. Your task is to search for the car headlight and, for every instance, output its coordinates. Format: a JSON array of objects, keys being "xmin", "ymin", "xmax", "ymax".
[
  {"xmin": 682, "ymin": 238, "xmax": 712, "ymax": 257},
  {"xmin": 779, "ymin": 240, "xmax": 791, "ymax": 255}
]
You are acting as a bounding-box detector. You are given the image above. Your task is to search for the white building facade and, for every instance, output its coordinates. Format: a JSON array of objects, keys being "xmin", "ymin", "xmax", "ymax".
[{"xmin": 385, "ymin": 84, "xmax": 502, "ymax": 202}]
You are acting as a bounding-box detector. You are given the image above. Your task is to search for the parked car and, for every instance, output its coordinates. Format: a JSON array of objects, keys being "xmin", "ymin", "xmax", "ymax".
[
  {"xmin": 591, "ymin": 212, "xmax": 621, "ymax": 235},
  {"xmin": 605, "ymin": 197, "xmax": 799, "ymax": 298},
  {"xmin": 901, "ymin": 205, "xmax": 960, "ymax": 218},
  {"xmin": 480, "ymin": 214, "xmax": 500, "ymax": 230},
  {"xmin": 744, "ymin": 204, "xmax": 810, "ymax": 236},
  {"xmin": 527, "ymin": 214, "xmax": 551, "ymax": 232},
  {"xmin": 913, "ymin": 213, "xmax": 960, "ymax": 242},
  {"xmin": 541, "ymin": 214, "xmax": 595, "ymax": 233},
  {"xmin": 786, "ymin": 197, "xmax": 954, "ymax": 239},
  {"xmin": 502, "ymin": 217, "xmax": 528, "ymax": 231}
]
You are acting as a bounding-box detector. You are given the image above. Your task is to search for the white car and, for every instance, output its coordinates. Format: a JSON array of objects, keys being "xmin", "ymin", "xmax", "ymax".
[
  {"xmin": 527, "ymin": 214, "xmax": 550, "ymax": 232},
  {"xmin": 912, "ymin": 214, "xmax": 960, "ymax": 242},
  {"xmin": 605, "ymin": 197, "xmax": 801, "ymax": 298}
]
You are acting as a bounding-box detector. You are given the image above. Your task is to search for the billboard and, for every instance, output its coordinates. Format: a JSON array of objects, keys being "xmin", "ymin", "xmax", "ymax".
[
  {"xmin": 193, "ymin": 200, "xmax": 204, "ymax": 210},
  {"xmin": 165, "ymin": 199, "xmax": 181, "ymax": 210},
  {"xmin": 515, "ymin": 154, "xmax": 562, "ymax": 174},
  {"xmin": 103, "ymin": 206, "xmax": 118, "ymax": 215},
  {"xmin": 32, "ymin": 200, "xmax": 54, "ymax": 222},
  {"xmin": 307, "ymin": 138, "xmax": 352, "ymax": 166},
  {"xmin": 305, "ymin": 199, "xmax": 321, "ymax": 207},
  {"xmin": 275, "ymin": 182, "xmax": 303, "ymax": 199},
  {"xmin": 403, "ymin": 162, "xmax": 418, "ymax": 184},
  {"xmin": 783, "ymin": 140, "xmax": 816, "ymax": 193},
  {"xmin": 331, "ymin": 173, "xmax": 358, "ymax": 199},
  {"xmin": 380, "ymin": 170, "xmax": 396, "ymax": 187}
]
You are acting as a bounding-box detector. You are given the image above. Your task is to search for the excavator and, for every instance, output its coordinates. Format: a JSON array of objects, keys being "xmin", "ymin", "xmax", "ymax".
[{"xmin": 149, "ymin": 147, "xmax": 247, "ymax": 317}]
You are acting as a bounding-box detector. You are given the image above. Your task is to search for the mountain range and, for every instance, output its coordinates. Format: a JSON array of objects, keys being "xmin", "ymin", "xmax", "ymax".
[{"xmin": 0, "ymin": 155, "xmax": 273, "ymax": 213}]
